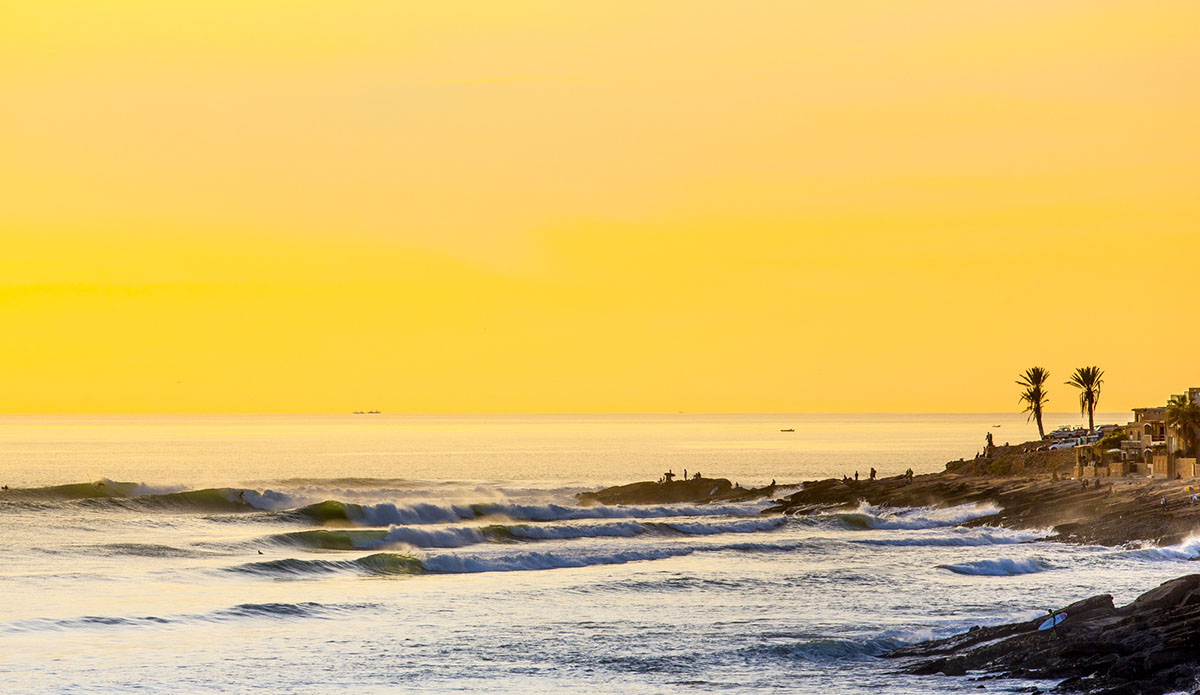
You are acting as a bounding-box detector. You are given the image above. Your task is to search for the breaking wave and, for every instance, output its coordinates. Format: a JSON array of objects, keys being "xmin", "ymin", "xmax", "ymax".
[
  {"xmin": 229, "ymin": 553, "xmax": 425, "ymax": 577},
  {"xmin": 0, "ymin": 479, "xmax": 182, "ymax": 501},
  {"xmin": 266, "ymin": 517, "xmax": 788, "ymax": 551},
  {"xmin": 232, "ymin": 538, "xmax": 807, "ymax": 578},
  {"xmin": 937, "ymin": 557, "xmax": 1056, "ymax": 576},
  {"xmin": 818, "ymin": 502, "xmax": 1001, "ymax": 531},
  {"xmin": 852, "ymin": 528, "xmax": 1048, "ymax": 547},
  {"xmin": 0, "ymin": 480, "xmax": 296, "ymax": 512},
  {"xmin": 1120, "ymin": 535, "xmax": 1200, "ymax": 562},
  {"xmin": 292, "ymin": 499, "xmax": 771, "ymax": 527}
]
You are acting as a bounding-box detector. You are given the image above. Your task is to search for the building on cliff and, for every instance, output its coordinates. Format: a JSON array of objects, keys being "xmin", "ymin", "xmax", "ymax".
[{"xmin": 1110, "ymin": 388, "xmax": 1200, "ymax": 479}]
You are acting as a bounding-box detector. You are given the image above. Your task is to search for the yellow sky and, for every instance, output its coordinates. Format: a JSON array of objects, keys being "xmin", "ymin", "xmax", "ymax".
[{"xmin": 2, "ymin": 1, "xmax": 1199, "ymax": 413}]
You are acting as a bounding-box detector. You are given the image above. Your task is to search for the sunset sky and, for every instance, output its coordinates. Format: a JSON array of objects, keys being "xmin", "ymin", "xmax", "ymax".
[{"xmin": 2, "ymin": 1, "xmax": 1198, "ymax": 413}]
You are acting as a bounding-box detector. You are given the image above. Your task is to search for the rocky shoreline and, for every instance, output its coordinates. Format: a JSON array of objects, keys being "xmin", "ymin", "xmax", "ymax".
[
  {"xmin": 766, "ymin": 472, "xmax": 1200, "ymax": 547},
  {"xmin": 583, "ymin": 470, "xmax": 1200, "ymax": 547},
  {"xmin": 582, "ymin": 458, "xmax": 1200, "ymax": 694},
  {"xmin": 886, "ymin": 574, "xmax": 1200, "ymax": 695}
]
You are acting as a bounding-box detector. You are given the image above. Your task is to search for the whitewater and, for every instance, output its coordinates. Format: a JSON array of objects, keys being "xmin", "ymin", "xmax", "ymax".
[{"xmin": 2, "ymin": 413, "xmax": 1192, "ymax": 694}]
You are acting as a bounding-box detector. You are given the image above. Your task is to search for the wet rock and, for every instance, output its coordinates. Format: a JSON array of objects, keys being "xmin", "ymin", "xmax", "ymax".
[
  {"xmin": 885, "ymin": 574, "xmax": 1200, "ymax": 694},
  {"xmin": 577, "ymin": 478, "xmax": 740, "ymax": 505}
]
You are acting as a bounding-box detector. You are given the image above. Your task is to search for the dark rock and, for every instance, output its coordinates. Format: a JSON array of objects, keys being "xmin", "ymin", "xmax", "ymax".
[
  {"xmin": 885, "ymin": 574, "xmax": 1200, "ymax": 694},
  {"xmin": 577, "ymin": 478, "xmax": 766, "ymax": 505}
]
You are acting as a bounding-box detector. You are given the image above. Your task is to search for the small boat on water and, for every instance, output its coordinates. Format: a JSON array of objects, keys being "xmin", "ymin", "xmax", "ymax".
[{"xmin": 780, "ymin": 428, "xmax": 795, "ymax": 432}]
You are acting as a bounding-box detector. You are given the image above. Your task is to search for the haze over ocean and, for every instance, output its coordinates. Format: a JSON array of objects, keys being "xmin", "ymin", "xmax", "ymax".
[{"xmin": 0, "ymin": 412, "xmax": 1120, "ymax": 488}]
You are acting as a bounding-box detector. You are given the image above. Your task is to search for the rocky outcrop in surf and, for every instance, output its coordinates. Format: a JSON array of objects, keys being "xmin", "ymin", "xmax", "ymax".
[
  {"xmin": 886, "ymin": 574, "xmax": 1200, "ymax": 695},
  {"xmin": 576, "ymin": 477, "xmax": 778, "ymax": 505}
]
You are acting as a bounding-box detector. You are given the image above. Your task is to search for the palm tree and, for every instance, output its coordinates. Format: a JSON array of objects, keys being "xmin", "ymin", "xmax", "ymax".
[
  {"xmin": 1166, "ymin": 394, "xmax": 1200, "ymax": 457},
  {"xmin": 1066, "ymin": 366, "xmax": 1104, "ymax": 433},
  {"xmin": 1017, "ymin": 367, "xmax": 1050, "ymax": 440}
]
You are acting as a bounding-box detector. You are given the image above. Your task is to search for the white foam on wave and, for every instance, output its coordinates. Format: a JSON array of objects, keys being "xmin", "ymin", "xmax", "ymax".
[
  {"xmin": 380, "ymin": 525, "xmax": 486, "ymax": 548},
  {"xmin": 853, "ymin": 527, "xmax": 1049, "ymax": 548},
  {"xmin": 355, "ymin": 502, "xmax": 472, "ymax": 526},
  {"xmin": 285, "ymin": 483, "xmax": 589, "ymax": 505},
  {"xmin": 503, "ymin": 520, "xmax": 646, "ymax": 540},
  {"xmin": 233, "ymin": 489, "xmax": 298, "ymax": 511},
  {"xmin": 830, "ymin": 501, "xmax": 1001, "ymax": 530},
  {"xmin": 937, "ymin": 556, "xmax": 1055, "ymax": 576},
  {"xmin": 659, "ymin": 517, "xmax": 788, "ymax": 536},
  {"xmin": 421, "ymin": 538, "xmax": 804, "ymax": 574},
  {"xmin": 125, "ymin": 481, "xmax": 191, "ymax": 496},
  {"xmin": 349, "ymin": 500, "xmax": 772, "ymax": 526},
  {"xmin": 1120, "ymin": 534, "xmax": 1200, "ymax": 562},
  {"xmin": 331, "ymin": 516, "xmax": 788, "ymax": 550}
]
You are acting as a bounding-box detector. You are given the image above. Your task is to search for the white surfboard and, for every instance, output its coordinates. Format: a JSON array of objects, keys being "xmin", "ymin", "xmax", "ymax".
[{"xmin": 1038, "ymin": 612, "xmax": 1067, "ymax": 630}]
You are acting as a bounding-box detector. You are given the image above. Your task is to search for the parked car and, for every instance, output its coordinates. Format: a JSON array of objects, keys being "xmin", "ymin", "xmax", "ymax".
[{"xmin": 1049, "ymin": 439, "xmax": 1078, "ymax": 450}]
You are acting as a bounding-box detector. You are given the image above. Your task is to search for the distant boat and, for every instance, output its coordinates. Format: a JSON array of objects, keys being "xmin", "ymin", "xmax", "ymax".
[
  {"xmin": 993, "ymin": 425, "xmax": 1001, "ymax": 428},
  {"xmin": 780, "ymin": 428, "xmax": 795, "ymax": 432}
]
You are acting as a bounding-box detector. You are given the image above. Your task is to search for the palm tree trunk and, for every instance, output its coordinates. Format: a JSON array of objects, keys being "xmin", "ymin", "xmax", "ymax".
[
  {"xmin": 1088, "ymin": 405, "xmax": 1094, "ymax": 433},
  {"xmin": 1036, "ymin": 412, "xmax": 1045, "ymax": 440}
]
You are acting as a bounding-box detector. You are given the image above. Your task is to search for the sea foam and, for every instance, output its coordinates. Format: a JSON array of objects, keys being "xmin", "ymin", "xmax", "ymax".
[{"xmin": 937, "ymin": 556, "xmax": 1055, "ymax": 576}]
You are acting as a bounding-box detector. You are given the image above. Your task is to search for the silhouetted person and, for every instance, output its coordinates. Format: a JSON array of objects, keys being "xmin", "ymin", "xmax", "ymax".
[
  {"xmin": 869, "ymin": 467, "xmax": 877, "ymax": 481},
  {"xmin": 854, "ymin": 471, "xmax": 859, "ymax": 481}
]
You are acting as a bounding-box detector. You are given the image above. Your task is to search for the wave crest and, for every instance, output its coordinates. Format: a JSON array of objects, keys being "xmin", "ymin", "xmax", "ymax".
[
  {"xmin": 293, "ymin": 499, "xmax": 770, "ymax": 527},
  {"xmin": 937, "ymin": 556, "xmax": 1055, "ymax": 576},
  {"xmin": 817, "ymin": 501, "xmax": 1001, "ymax": 531}
]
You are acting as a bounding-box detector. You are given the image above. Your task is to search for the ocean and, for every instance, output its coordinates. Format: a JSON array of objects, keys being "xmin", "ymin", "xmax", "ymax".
[{"xmin": 3, "ymin": 412, "xmax": 1190, "ymax": 694}]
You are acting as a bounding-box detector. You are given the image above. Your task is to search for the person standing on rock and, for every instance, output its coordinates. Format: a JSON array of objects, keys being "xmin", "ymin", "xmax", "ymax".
[{"xmin": 869, "ymin": 467, "xmax": 877, "ymax": 481}]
